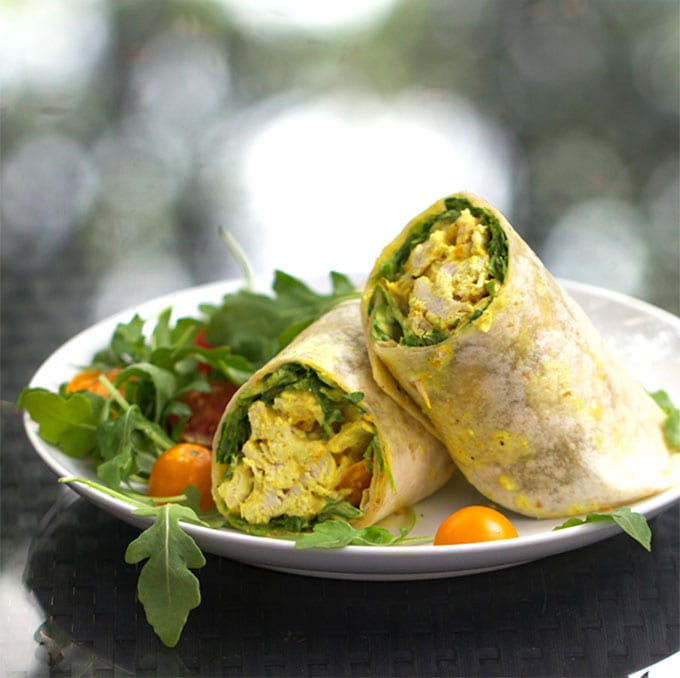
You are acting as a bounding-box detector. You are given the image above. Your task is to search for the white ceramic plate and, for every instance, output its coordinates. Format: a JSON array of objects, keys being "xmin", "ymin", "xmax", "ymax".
[{"xmin": 24, "ymin": 277, "xmax": 680, "ymax": 580}]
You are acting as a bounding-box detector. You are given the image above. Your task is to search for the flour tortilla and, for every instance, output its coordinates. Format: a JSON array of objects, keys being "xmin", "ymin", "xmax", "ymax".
[
  {"xmin": 362, "ymin": 192, "xmax": 674, "ymax": 518},
  {"xmin": 212, "ymin": 299, "xmax": 454, "ymax": 529}
]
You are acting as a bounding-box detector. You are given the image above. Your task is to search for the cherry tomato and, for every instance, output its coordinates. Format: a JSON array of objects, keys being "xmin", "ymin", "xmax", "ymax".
[
  {"xmin": 169, "ymin": 381, "xmax": 238, "ymax": 446},
  {"xmin": 148, "ymin": 443, "xmax": 215, "ymax": 511},
  {"xmin": 65, "ymin": 368, "xmax": 121, "ymax": 398},
  {"xmin": 434, "ymin": 505, "xmax": 519, "ymax": 545},
  {"xmin": 193, "ymin": 326, "xmax": 212, "ymax": 349}
]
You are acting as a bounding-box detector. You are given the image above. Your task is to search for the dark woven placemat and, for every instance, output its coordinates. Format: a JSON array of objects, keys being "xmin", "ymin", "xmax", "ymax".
[
  {"xmin": 1, "ymin": 242, "xmax": 96, "ymax": 564},
  {"xmin": 18, "ymin": 486, "xmax": 680, "ymax": 677}
]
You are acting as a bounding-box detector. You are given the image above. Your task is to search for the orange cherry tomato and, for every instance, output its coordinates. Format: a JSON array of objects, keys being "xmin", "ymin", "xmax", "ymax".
[
  {"xmin": 65, "ymin": 368, "xmax": 121, "ymax": 398},
  {"xmin": 148, "ymin": 443, "xmax": 215, "ymax": 511},
  {"xmin": 434, "ymin": 505, "xmax": 519, "ymax": 545}
]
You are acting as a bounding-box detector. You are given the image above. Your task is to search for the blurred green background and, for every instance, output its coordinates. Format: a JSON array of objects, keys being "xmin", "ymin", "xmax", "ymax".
[{"xmin": 1, "ymin": 0, "xmax": 678, "ymax": 320}]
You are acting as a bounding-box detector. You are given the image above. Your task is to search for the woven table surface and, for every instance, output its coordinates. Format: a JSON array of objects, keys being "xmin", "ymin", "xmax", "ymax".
[{"xmin": 2, "ymin": 252, "xmax": 679, "ymax": 677}]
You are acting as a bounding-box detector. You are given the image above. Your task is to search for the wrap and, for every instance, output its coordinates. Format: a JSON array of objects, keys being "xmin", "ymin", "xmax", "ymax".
[
  {"xmin": 212, "ymin": 299, "xmax": 454, "ymax": 531},
  {"xmin": 361, "ymin": 192, "xmax": 674, "ymax": 518}
]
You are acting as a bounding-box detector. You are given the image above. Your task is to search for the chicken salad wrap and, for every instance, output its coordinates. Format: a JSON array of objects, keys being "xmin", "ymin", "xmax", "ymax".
[
  {"xmin": 212, "ymin": 299, "xmax": 454, "ymax": 532},
  {"xmin": 362, "ymin": 192, "xmax": 675, "ymax": 518}
]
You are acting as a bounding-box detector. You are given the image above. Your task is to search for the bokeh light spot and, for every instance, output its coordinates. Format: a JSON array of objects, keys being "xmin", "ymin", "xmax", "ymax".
[
  {"xmin": 129, "ymin": 30, "xmax": 231, "ymax": 132},
  {"xmin": 217, "ymin": 0, "xmax": 398, "ymax": 36},
  {"xmin": 541, "ymin": 198, "xmax": 648, "ymax": 296},
  {"xmin": 205, "ymin": 92, "xmax": 514, "ymax": 277},
  {"xmin": 0, "ymin": 0, "xmax": 109, "ymax": 94},
  {"xmin": 1, "ymin": 134, "xmax": 98, "ymax": 265}
]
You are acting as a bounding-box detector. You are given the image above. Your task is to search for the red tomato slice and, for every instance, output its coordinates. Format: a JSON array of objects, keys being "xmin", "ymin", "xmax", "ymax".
[
  {"xmin": 193, "ymin": 326, "xmax": 214, "ymax": 374},
  {"xmin": 170, "ymin": 381, "xmax": 238, "ymax": 446},
  {"xmin": 193, "ymin": 327, "xmax": 212, "ymax": 349}
]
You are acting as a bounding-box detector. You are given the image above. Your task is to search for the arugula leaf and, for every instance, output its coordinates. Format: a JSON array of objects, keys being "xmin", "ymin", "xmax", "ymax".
[
  {"xmin": 92, "ymin": 309, "xmax": 207, "ymax": 372},
  {"xmin": 651, "ymin": 389, "xmax": 675, "ymax": 413},
  {"xmin": 149, "ymin": 307, "xmax": 174, "ymax": 352},
  {"xmin": 93, "ymin": 401, "xmax": 171, "ymax": 487},
  {"xmin": 60, "ymin": 477, "xmax": 215, "ymax": 647},
  {"xmin": 150, "ymin": 344, "xmax": 251, "ymax": 385},
  {"xmin": 95, "ymin": 406, "xmax": 139, "ymax": 487},
  {"xmin": 650, "ymin": 390, "xmax": 680, "ymax": 448},
  {"xmin": 553, "ymin": 507, "xmax": 652, "ymax": 551},
  {"xmin": 115, "ymin": 363, "xmax": 177, "ymax": 424},
  {"xmin": 18, "ymin": 388, "xmax": 104, "ymax": 458},
  {"xmin": 125, "ymin": 503, "xmax": 207, "ymax": 647},
  {"xmin": 93, "ymin": 314, "xmax": 148, "ymax": 367},
  {"xmin": 222, "ymin": 511, "xmax": 311, "ymax": 536},
  {"xmin": 664, "ymin": 411, "xmax": 680, "ymax": 447},
  {"xmin": 206, "ymin": 270, "xmax": 359, "ymax": 370},
  {"xmin": 317, "ymin": 498, "xmax": 364, "ymax": 522},
  {"xmin": 294, "ymin": 519, "xmax": 409, "ymax": 550},
  {"xmin": 329, "ymin": 270, "xmax": 357, "ymax": 295}
]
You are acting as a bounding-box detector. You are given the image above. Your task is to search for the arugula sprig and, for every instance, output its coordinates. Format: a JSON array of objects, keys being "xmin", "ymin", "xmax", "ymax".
[
  {"xmin": 20, "ymin": 269, "xmax": 364, "ymax": 649},
  {"xmin": 204, "ymin": 270, "xmax": 359, "ymax": 369},
  {"xmin": 59, "ymin": 477, "xmax": 210, "ymax": 648},
  {"xmin": 553, "ymin": 507, "xmax": 652, "ymax": 551},
  {"xmin": 295, "ymin": 520, "xmax": 410, "ymax": 549},
  {"xmin": 92, "ymin": 309, "xmax": 251, "ymax": 385},
  {"xmin": 125, "ymin": 503, "xmax": 207, "ymax": 647},
  {"xmin": 20, "ymin": 375, "xmax": 176, "ymax": 491},
  {"xmin": 294, "ymin": 506, "xmax": 421, "ymax": 549},
  {"xmin": 18, "ymin": 389, "xmax": 104, "ymax": 458}
]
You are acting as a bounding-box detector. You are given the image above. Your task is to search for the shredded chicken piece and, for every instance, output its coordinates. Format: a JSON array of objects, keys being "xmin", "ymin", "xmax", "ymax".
[
  {"xmin": 399, "ymin": 209, "xmax": 491, "ymax": 335},
  {"xmin": 217, "ymin": 390, "xmax": 375, "ymax": 524}
]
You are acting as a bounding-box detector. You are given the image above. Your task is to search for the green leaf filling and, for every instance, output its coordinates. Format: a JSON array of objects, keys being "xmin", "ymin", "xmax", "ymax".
[
  {"xmin": 214, "ymin": 362, "xmax": 389, "ymax": 529},
  {"xmin": 215, "ymin": 362, "xmax": 372, "ymax": 466},
  {"xmin": 219, "ymin": 498, "xmax": 364, "ymax": 538}
]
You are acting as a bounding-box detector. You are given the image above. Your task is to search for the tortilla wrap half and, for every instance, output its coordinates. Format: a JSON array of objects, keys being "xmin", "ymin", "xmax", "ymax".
[
  {"xmin": 212, "ymin": 299, "xmax": 454, "ymax": 531},
  {"xmin": 361, "ymin": 192, "xmax": 674, "ymax": 518}
]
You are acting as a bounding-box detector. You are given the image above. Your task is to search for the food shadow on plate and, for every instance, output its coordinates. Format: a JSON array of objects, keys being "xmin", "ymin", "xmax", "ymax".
[{"xmin": 24, "ymin": 487, "xmax": 680, "ymax": 677}]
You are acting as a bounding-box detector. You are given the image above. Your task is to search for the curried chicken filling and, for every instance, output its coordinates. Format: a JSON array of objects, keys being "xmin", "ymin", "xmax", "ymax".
[
  {"xmin": 368, "ymin": 197, "xmax": 508, "ymax": 346},
  {"xmin": 215, "ymin": 375, "xmax": 376, "ymax": 525},
  {"xmin": 387, "ymin": 208, "xmax": 491, "ymax": 336}
]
